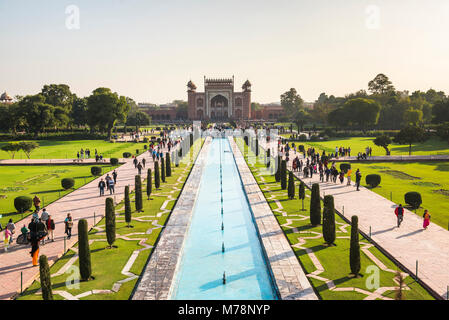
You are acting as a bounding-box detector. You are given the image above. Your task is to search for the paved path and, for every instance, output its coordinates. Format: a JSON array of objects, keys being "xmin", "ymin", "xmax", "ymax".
[
  {"xmin": 259, "ymin": 139, "xmax": 449, "ymax": 299},
  {"xmin": 0, "ymin": 159, "xmax": 125, "ymax": 166},
  {"xmin": 0, "ymin": 146, "xmax": 175, "ymax": 300},
  {"xmin": 319, "ymin": 155, "xmax": 449, "ymax": 162}
]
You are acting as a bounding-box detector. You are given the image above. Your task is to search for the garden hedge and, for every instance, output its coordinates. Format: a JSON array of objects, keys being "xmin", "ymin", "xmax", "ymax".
[
  {"xmin": 110, "ymin": 158, "xmax": 119, "ymax": 165},
  {"xmin": 14, "ymin": 196, "xmax": 32, "ymax": 213},
  {"xmin": 340, "ymin": 163, "xmax": 351, "ymax": 173},
  {"xmin": 404, "ymin": 192, "xmax": 422, "ymax": 209},
  {"xmin": 366, "ymin": 174, "xmax": 381, "ymax": 188},
  {"xmin": 61, "ymin": 178, "xmax": 75, "ymax": 190},
  {"xmin": 91, "ymin": 166, "xmax": 102, "ymax": 176},
  {"xmin": 123, "ymin": 152, "xmax": 132, "ymax": 158}
]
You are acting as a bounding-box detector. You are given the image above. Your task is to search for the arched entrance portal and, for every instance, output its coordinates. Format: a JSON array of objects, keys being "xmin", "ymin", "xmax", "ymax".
[{"xmin": 210, "ymin": 95, "xmax": 228, "ymax": 120}]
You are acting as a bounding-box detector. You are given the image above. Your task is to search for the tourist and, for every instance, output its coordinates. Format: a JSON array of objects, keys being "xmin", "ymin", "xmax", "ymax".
[
  {"xmin": 112, "ymin": 170, "xmax": 118, "ymax": 184},
  {"xmin": 142, "ymin": 158, "xmax": 146, "ymax": 168},
  {"xmin": 347, "ymin": 169, "xmax": 352, "ymax": 186},
  {"xmin": 339, "ymin": 171, "xmax": 345, "ymax": 184},
  {"xmin": 64, "ymin": 213, "xmax": 73, "ymax": 239},
  {"xmin": 4, "ymin": 227, "xmax": 11, "ymax": 252},
  {"xmin": 98, "ymin": 178, "xmax": 106, "ymax": 196},
  {"xmin": 32, "ymin": 210, "xmax": 39, "ymax": 222},
  {"xmin": 105, "ymin": 174, "xmax": 111, "ymax": 191},
  {"xmin": 395, "ymin": 204, "xmax": 404, "ymax": 228},
  {"xmin": 6, "ymin": 219, "xmax": 15, "ymax": 244},
  {"xmin": 423, "ymin": 210, "xmax": 431, "ymax": 230},
  {"xmin": 137, "ymin": 162, "xmax": 143, "ymax": 175},
  {"xmin": 355, "ymin": 169, "xmax": 362, "ymax": 191},
  {"xmin": 108, "ymin": 178, "xmax": 115, "ymax": 195},
  {"xmin": 33, "ymin": 195, "xmax": 41, "ymax": 212},
  {"xmin": 21, "ymin": 224, "xmax": 29, "ymax": 238},
  {"xmin": 37, "ymin": 218, "xmax": 47, "ymax": 245},
  {"xmin": 29, "ymin": 220, "xmax": 39, "ymax": 266},
  {"xmin": 46, "ymin": 215, "xmax": 55, "ymax": 242},
  {"xmin": 40, "ymin": 208, "xmax": 49, "ymax": 226},
  {"xmin": 133, "ymin": 157, "xmax": 138, "ymax": 168}
]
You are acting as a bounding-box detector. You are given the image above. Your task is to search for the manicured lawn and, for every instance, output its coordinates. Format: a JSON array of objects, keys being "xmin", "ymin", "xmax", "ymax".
[
  {"xmin": 17, "ymin": 139, "xmax": 203, "ymax": 300},
  {"xmin": 287, "ymin": 137, "xmax": 449, "ymax": 156},
  {"xmin": 345, "ymin": 162, "xmax": 449, "ymax": 229},
  {"xmin": 0, "ymin": 165, "xmax": 116, "ymax": 227},
  {"xmin": 236, "ymin": 138, "xmax": 434, "ymax": 300},
  {"xmin": 0, "ymin": 140, "xmax": 150, "ymax": 160}
]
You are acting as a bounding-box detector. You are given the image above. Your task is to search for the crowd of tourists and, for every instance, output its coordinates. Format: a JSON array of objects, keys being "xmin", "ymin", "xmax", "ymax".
[{"xmin": 76, "ymin": 148, "xmax": 105, "ymax": 162}]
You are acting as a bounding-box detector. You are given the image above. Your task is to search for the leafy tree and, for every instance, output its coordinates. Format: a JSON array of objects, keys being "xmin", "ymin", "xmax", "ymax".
[
  {"xmin": 394, "ymin": 125, "xmax": 427, "ymax": 155},
  {"xmin": 322, "ymin": 195, "xmax": 336, "ymax": 246},
  {"xmin": 368, "ymin": 73, "xmax": 395, "ymax": 95},
  {"xmin": 124, "ymin": 186, "xmax": 132, "ymax": 226},
  {"xmin": 154, "ymin": 160, "xmax": 160, "ymax": 189},
  {"xmin": 71, "ymin": 97, "xmax": 88, "ymax": 127},
  {"xmin": 281, "ymin": 88, "xmax": 304, "ymax": 117},
  {"xmin": 39, "ymin": 255, "xmax": 53, "ymax": 300},
  {"xmin": 1, "ymin": 142, "xmax": 22, "ymax": 159},
  {"xmin": 349, "ymin": 215, "xmax": 361, "ymax": 277},
  {"xmin": 373, "ymin": 135, "xmax": 392, "ymax": 155},
  {"xmin": 432, "ymin": 100, "xmax": 449, "ymax": 124},
  {"xmin": 41, "ymin": 84, "xmax": 74, "ymax": 111},
  {"xmin": 146, "ymin": 169, "xmax": 152, "ymax": 200},
  {"xmin": 436, "ymin": 122, "xmax": 449, "ymax": 142},
  {"xmin": 78, "ymin": 219, "xmax": 92, "ymax": 281},
  {"xmin": 287, "ymin": 171, "xmax": 295, "ymax": 200},
  {"xmin": 293, "ymin": 109, "xmax": 311, "ymax": 132},
  {"xmin": 18, "ymin": 141, "xmax": 39, "ymax": 159},
  {"xmin": 298, "ymin": 181, "xmax": 306, "ymax": 211},
  {"xmin": 342, "ymin": 98, "xmax": 381, "ymax": 129},
  {"xmin": 0, "ymin": 104, "xmax": 23, "ymax": 134},
  {"xmin": 86, "ymin": 88, "xmax": 130, "ymax": 139},
  {"xmin": 174, "ymin": 100, "xmax": 189, "ymax": 119},
  {"xmin": 403, "ymin": 108, "xmax": 423, "ymax": 125},
  {"xmin": 135, "ymin": 175, "xmax": 143, "ymax": 212},
  {"xmin": 18, "ymin": 94, "xmax": 56, "ymax": 137},
  {"xmin": 126, "ymin": 111, "xmax": 150, "ymax": 129},
  {"xmin": 280, "ymin": 160, "xmax": 287, "ymax": 190},
  {"xmin": 310, "ymin": 183, "xmax": 321, "ymax": 226},
  {"xmin": 105, "ymin": 197, "xmax": 116, "ymax": 248}
]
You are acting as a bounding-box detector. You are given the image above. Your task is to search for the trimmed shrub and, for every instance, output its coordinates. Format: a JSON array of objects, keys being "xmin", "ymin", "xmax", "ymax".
[
  {"xmin": 404, "ymin": 192, "xmax": 422, "ymax": 209},
  {"xmin": 135, "ymin": 175, "xmax": 143, "ymax": 212},
  {"xmin": 322, "ymin": 195, "xmax": 336, "ymax": 246},
  {"xmin": 144, "ymin": 145, "xmax": 148, "ymax": 150},
  {"xmin": 91, "ymin": 166, "xmax": 102, "ymax": 176},
  {"xmin": 154, "ymin": 161, "xmax": 160, "ymax": 189},
  {"xmin": 287, "ymin": 171, "xmax": 295, "ymax": 199},
  {"xmin": 105, "ymin": 198, "xmax": 116, "ymax": 247},
  {"xmin": 340, "ymin": 163, "xmax": 351, "ymax": 173},
  {"xmin": 39, "ymin": 255, "xmax": 53, "ymax": 300},
  {"xmin": 298, "ymin": 134, "xmax": 308, "ymax": 142},
  {"xmin": 350, "ymin": 215, "xmax": 361, "ymax": 277},
  {"xmin": 146, "ymin": 169, "xmax": 152, "ymax": 200},
  {"xmin": 280, "ymin": 160, "xmax": 287, "ymax": 190},
  {"xmin": 61, "ymin": 178, "xmax": 75, "ymax": 190},
  {"xmin": 123, "ymin": 152, "xmax": 132, "ymax": 158},
  {"xmin": 136, "ymin": 149, "xmax": 139, "ymax": 155},
  {"xmin": 166, "ymin": 153, "xmax": 172, "ymax": 177},
  {"xmin": 310, "ymin": 183, "xmax": 321, "ymax": 226},
  {"xmin": 298, "ymin": 145, "xmax": 305, "ymax": 153},
  {"xmin": 14, "ymin": 196, "xmax": 32, "ymax": 213},
  {"xmin": 298, "ymin": 181, "xmax": 306, "ymax": 211},
  {"xmin": 110, "ymin": 158, "xmax": 119, "ymax": 165},
  {"xmin": 366, "ymin": 174, "xmax": 381, "ymax": 188},
  {"xmin": 124, "ymin": 186, "xmax": 132, "ymax": 226},
  {"xmin": 161, "ymin": 158, "xmax": 166, "ymax": 183},
  {"xmin": 143, "ymin": 137, "xmax": 149, "ymax": 143},
  {"xmin": 78, "ymin": 219, "xmax": 92, "ymax": 281}
]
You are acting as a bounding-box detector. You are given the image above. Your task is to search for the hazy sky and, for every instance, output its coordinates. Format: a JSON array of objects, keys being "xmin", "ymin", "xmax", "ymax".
[{"xmin": 1, "ymin": 0, "xmax": 448, "ymax": 104}]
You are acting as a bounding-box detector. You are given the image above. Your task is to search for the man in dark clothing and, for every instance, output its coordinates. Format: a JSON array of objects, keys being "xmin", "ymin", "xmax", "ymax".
[
  {"xmin": 355, "ymin": 169, "xmax": 362, "ymax": 191},
  {"xmin": 98, "ymin": 179, "xmax": 106, "ymax": 196},
  {"xmin": 137, "ymin": 162, "xmax": 143, "ymax": 175},
  {"xmin": 112, "ymin": 170, "xmax": 118, "ymax": 184},
  {"xmin": 133, "ymin": 157, "xmax": 138, "ymax": 168},
  {"xmin": 142, "ymin": 158, "xmax": 146, "ymax": 168},
  {"xmin": 395, "ymin": 204, "xmax": 405, "ymax": 228}
]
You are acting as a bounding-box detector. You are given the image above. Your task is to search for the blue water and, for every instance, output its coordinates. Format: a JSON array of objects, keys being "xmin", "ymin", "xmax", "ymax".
[{"xmin": 172, "ymin": 138, "xmax": 278, "ymax": 300}]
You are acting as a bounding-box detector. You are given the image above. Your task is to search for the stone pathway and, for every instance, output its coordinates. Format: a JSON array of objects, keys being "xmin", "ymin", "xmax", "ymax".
[
  {"xmin": 0, "ymin": 145, "xmax": 175, "ymax": 300},
  {"xmin": 261, "ymin": 139, "xmax": 449, "ymax": 299},
  {"xmin": 0, "ymin": 159, "xmax": 125, "ymax": 166}
]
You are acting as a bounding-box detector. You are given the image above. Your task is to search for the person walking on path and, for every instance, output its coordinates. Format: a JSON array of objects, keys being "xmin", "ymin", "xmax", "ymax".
[
  {"xmin": 423, "ymin": 210, "xmax": 431, "ymax": 230},
  {"xmin": 6, "ymin": 219, "xmax": 15, "ymax": 245},
  {"xmin": 355, "ymin": 169, "xmax": 362, "ymax": 191},
  {"xmin": 105, "ymin": 174, "xmax": 111, "ymax": 191},
  {"xmin": 33, "ymin": 195, "xmax": 41, "ymax": 212},
  {"xmin": 142, "ymin": 158, "xmax": 146, "ymax": 168},
  {"xmin": 395, "ymin": 204, "xmax": 405, "ymax": 228},
  {"xmin": 46, "ymin": 215, "xmax": 55, "ymax": 242},
  {"xmin": 4, "ymin": 228, "xmax": 11, "ymax": 252},
  {"xmin": 40, "ymin": 208, "xmax": 49, "ymax": 226},
  {"xmin": 108, "ymin": 178, "xmax": 115, "ymax": 195},
  {"xmin": 29, "ymin": 229, "xmax": 39, "ymax": 267},
  {"xmin": 64, "ymin": 213, "xmax": 73, "ymax": 239},
  {"xmin": 37, "ymin": 218, "xmax": 47, "ymax": 245},
  {"xmin": 137, "ymin": 162, "xmax": 143, "ymax": 175},
  {"xmin": 133, "ymin": 157, "xmax": 138, "ymax": 168},
  {"xmin": 347, "ymin": 169, "xmax": 352, "ymax": 186},
  {"xmin": 98, "ymin": 178, "xmax": 106, "ymax": 196},
  {"xmin": 112, "ymin": 170, "xmax": 118, "ymax": 184}
]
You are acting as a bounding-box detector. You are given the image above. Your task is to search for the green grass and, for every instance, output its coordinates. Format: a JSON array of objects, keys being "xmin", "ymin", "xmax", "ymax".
[
  {"xmin": 0, "ymin": 140, "xmax": 151, "ymax": 160},
  {"xmin": 286, "ymin": 137, "xmax": 449, "ymax": 156},
  {"xmin": 236, "ymin": 138, "xmax": 434, "ymax": 300},
  {"xmin": 0, "ymin": 165, "xmax": 116, "ymax": 227},
  {"xmin": 346, "ymin": 162, "xmax": 449, "ymax": 229},
  {"xmin": 17, "ymin": 139, "xmax": 204, "ymax": 300}
]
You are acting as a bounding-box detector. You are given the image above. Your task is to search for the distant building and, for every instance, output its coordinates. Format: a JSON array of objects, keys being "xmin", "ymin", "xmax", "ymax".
[
  {"xmin": 139, "ymin": 103, "xmax": 177, "ymax": 121},
  {"xmin": 0, "ymin": 92, "xmax": 13, "ymax": 104}
]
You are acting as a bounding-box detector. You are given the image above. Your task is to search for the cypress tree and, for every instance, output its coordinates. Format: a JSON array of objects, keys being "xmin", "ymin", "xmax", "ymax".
[
  {"xmin": 146, "ymin": 169, "xmax": 152, "ymax": 200},
  {"xmin": 322, "ymin": 195, "xmax": 336, "ymax": 246},
  {"xmin": 78, "ymin": 219, "xmax": 92, "ymax": 280},
  {"xmin": 166, "ymin": 152, "xmax": 172, "ymax": 177},
  {"xmin": 299, "ymin": 181, "xmax": 306, "ymax": 211},
  {"xmin": 255, "ymin": 138, "xmax": 259, "ymax": 156},
  {"xmin": 287, "ymin": 171, "xmax": 295, "ymax": 199},
  {"xmin": 310, "ymin": 183, "xmax": 321, "ymax": 226},
  {"xmin": 135, "ymin": 175, "xmax": 143, "ymax": 212},
  {"xmin": 124, "ymin": 185, "xmax": 132, "ymax": 226},
  {"xmin": 39, "ymin": 255, "xmax": 53, "ymax": 300},
  {"xmin": 105, "ymin": 197, "xmax": 116, "ymax": 248},
  {"xmin": 275, "ymin": 156, "xmax": 281, "ymax": 182},
  {"xmin": 161, "ymin": 158, "xmax": 166, "ymax": 183},
  {"xmin": 280, "ymin": 160, "xmax": 287, "ymax": 190},
  {"xmin": 154, "ymin": 160, "xmax": 160, "ymax": 189},
  {"xmin": 350, "ymin": 215, "xmax": 361, "ymax": 277}
]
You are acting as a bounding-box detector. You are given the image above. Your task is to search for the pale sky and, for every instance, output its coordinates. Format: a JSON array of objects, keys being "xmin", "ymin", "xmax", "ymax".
[{"xmin": 1, "ymin": 0, "xmax": 449, "ymax": 104}]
